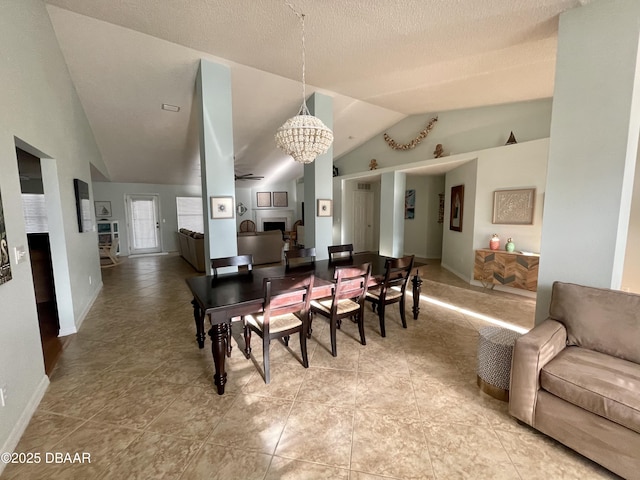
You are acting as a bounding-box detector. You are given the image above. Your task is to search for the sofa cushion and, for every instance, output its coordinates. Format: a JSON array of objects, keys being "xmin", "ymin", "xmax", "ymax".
[
  {"xmin": 548, "ymin": 281, "xmax": 640, "ymax": 364},
  {"xmin": 540, "ymin": 347, "xmax": 640, "ymax": 434}
]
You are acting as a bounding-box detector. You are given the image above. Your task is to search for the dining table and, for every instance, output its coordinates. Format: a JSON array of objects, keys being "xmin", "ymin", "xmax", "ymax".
[{"xmin": 185, "ymin": 252, "xmax": 424, "ymax": 394}]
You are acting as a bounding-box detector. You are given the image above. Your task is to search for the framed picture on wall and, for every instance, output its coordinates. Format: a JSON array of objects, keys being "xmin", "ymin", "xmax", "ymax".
[
  {"xmin": 74, "ymin": 179, "xmax": 92, "ymax": 233},
  {"xmin": 256, "ymin": 192, "xmax": 271, "ymax": 208},
  {"xmin": 449, "ymin": 184, "xmax": 464, "ymax": 232},
  {"xmin": 317, "ymin": 199, "xmax": 332, "ymax": 217},
  {"xmin": 492, "ymin": 188, "xmax": 536, "ymax": 224},
  {"xmin": 405, "ymin": 189, "xmax": 415, "ymax": 219},
  {"xmin": 273, "ymin": 191, "xmax": 288, "ymax": 208},
  {"xmin": 94, "ymin": 201, "xmax": 112, "ymax": 218},
  {"xmin": 210, "ymin": 196, "xmax": 234, "ymax": 219}
]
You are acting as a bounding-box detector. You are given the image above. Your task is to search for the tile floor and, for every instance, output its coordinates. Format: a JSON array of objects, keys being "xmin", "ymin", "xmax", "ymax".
[{"xmin": 2, "ymin": 254, "xmax": 620, "ymax": 479}]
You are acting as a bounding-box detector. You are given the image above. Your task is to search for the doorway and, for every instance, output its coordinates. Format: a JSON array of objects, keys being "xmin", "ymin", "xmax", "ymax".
[
  {"xmin": 17, "ymin": 147, "xmax": 66, "ymax": 375},
  {"xmin": 352, "ymin": 189, "xmax": 374, "ymax": 252},
  {"xmin": 125, "ymin": 194, "xmax": 162, "ymax": 255}
]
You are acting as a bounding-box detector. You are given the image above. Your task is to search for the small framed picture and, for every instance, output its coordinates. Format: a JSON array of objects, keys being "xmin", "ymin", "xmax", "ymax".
[
  {"xmin": 273, "ymin": 191, "xmax": 288, "ymax": 207},
  {"xmin": 317, "ymin": 199, "xmax": 332, "ymax": 217},
  {"xmin": 94, "ymin": 201, "xmax": 112, "ymax": 218},
  {"xmin": 450, "ymin": 184, "xmax": 464, "ymax": 232},
  {"xmin": 256, "ymin": 192, "xmax": 271, "ymax": 208},
  {"xmin": 210, "ymin": 196, "xmax": 234, "ymax": 219}
]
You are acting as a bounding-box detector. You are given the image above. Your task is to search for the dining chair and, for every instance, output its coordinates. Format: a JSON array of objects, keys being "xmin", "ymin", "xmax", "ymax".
[
  {"xmin": 365, "ymin": 255, "xmax": 415, "ymax": 337},
  {"xmin": 243, "ymin": 273, "xmax": 314, "ymax": 384},
  {"xmin": 310, "ymin": 263, "xmax": 371, "ymax": 357},
  {"xmin": 239, "ymin": 219, "xmax": 256, "ymax": 233},
  {"xmin": 284, "ymin": 247, "xmax": 316, "ymax": 270},
  {"xmin": 327, "ymin": 243, "xmax": 354, "ymax": 262},
  {"xmin": 211, "ymin": 254, "xmax": 254, "ymax": 357}
]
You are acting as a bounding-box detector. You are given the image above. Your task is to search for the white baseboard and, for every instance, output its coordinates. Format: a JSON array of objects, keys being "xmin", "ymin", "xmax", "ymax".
[
  {"xmin": 0, "ymin": 374, "xmax": 49, "ymax": 476},
  {"xmin": 128, "ymin": 252, "xmax": 169, "ymax": 258},
  {"xmin": 440, "ymin": 262, "xmax": 471, "ymax": 283},
  {"xmin": 59, "ymin": 281, "xmax": 103, "ymax": 337}
]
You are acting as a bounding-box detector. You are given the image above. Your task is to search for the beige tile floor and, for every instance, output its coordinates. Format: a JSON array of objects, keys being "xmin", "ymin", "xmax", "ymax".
[{"xmin": 2, "ymin": 254, "xmax": 620, "ymax": 480}]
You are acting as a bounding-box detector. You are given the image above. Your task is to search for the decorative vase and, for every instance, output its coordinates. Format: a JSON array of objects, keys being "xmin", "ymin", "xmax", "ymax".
[
  {"xmin": 505, "ymin": 238, "xmax": 515, "ymax": 252},
  {"xmin": 489, "ymin": 234, "xmax": 500, "ymax": 251}
]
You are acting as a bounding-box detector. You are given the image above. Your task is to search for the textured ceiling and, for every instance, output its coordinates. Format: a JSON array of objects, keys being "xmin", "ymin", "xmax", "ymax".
[{"xmin": 44, "ymin": 0, "xmax": 591, "ymax": 186}]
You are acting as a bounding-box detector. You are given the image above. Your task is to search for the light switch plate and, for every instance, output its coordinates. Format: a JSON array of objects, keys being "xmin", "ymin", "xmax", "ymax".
[{"xmin": 14, "ymin": 245, "xmax": 27, "ymax": 264}]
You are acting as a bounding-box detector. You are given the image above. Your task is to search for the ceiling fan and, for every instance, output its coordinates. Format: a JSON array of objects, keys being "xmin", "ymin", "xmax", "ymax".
[{"xmin": 234, "ymin": 173, "xmax": 264, "ymax": 181}]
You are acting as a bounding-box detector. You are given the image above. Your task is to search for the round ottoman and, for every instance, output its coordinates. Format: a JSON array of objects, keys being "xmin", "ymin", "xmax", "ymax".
[{"xmin": 476, "ymin": 326, "xmax": 522, "ymax": 401}]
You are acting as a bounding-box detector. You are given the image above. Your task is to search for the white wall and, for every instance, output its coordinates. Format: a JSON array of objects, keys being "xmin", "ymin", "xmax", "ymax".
[
  {"xmin": 404, "ymin": 175, "xmax": 445, "ymax": 259},
  {"xmin": 335, "ymin": 99, "xmax": 552, "ymax": 176},
  {"xmin": 441, "ymin": 160, "xmax": 478, "ymax": 281},
  {"xmin": 0, "ymin": 0, "xmax": 106, "ymax": 466},
  {"xmin": 92, "ymin": 182, "xmax": 202, "ymax": 254},
  {"xmin": 536, "ymin": 0, "xmax": 640, "ymax": 324},
  {"xmin": 473, "ymin": 139, "xmax": 549, "ymax": 254}
]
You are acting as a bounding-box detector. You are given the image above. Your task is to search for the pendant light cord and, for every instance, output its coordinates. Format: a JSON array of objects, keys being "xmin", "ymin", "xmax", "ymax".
[{"xmin": 285, "ymin": 3, "xmax": 309, "ymax": 115}]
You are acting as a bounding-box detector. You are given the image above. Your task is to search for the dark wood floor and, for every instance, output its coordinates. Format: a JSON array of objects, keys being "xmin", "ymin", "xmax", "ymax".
[{"xmin": 37, "ymin": 301, "xmax": 71, "ymax": 376}]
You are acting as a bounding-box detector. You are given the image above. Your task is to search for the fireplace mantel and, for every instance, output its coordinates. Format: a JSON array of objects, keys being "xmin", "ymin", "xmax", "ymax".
[{"xmin": 254, "ymin": 210, "xmax": 294, "ymax": 231}]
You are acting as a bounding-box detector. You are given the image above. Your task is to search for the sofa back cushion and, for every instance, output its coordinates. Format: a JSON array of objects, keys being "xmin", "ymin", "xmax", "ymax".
[{"xmin": 549, "ymin": 282, "xmax": 640, "ymax": 364}]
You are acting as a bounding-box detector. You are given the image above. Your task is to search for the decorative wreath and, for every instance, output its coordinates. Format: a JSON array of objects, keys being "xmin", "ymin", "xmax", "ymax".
[{"xmin": 383, "ymin": 116, "xmax": 438, "ymax": 150}]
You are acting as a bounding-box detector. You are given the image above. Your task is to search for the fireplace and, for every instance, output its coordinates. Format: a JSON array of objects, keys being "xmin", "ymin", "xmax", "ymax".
[
  {"xmin": 255, "ymin": 210, "xmax": 294, "ymax": 232},
  {"xmin": 264, "ymin": 221, "xmax": 286, "ymax": 233}
]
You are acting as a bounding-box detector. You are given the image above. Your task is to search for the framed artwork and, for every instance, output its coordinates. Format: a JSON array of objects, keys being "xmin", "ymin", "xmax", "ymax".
[
  {"xmin": 493, "ymin": 188, "xmax": 536, "ymax": 225},
  {"xmin": 210, "ymin": 196, "xmax": 234, "ymax": 219},
  {"xmin": 273, "ymin": 191, "xmax": 288, "ymax": 208},
  {"xmin": 405, "ymin": 189, "xmax": 415, "ymax": 219},
  {"xmin": 449, "ymin": 184, "xmax": 464, "ymax": 232},
  {"xmin": 438, "ymin": 193, "xmax": 445, "ymax": 224},
  {"xmin": 73, "ymin": 179, "xmax": 92, "ymax": 233},
  {"xmin": 256, "ymin": 191, "xmax": 271, "ymax": 208},
  {"xmin": 317, "ymin": 199, "xmax": 332, "ymax": 217},
  {"xmin": 94, "ymin": 201, "xmax": 112, "ymax": 218},
  {"xmin": 0, "ymin": 188, "xmax": 12, "ymax": 285}
]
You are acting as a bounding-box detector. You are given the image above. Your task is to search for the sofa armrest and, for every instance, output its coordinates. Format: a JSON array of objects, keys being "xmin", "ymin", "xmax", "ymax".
[{"xmin": 509, "ymin": 319, "xmax": 567, "ymax": 426}]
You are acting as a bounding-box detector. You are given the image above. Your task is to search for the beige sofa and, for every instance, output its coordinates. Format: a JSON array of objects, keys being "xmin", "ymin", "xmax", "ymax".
[
  {"xmin": 177, "ymin": 229, "xmax": 205, "ymax": 272},
  {"xmin": 237, "ymin": 230, "xmax": 284, "ymax": 265},
  {"xmin": 509, "ymin": 282, "xmax": 640, "ymax": 479}
]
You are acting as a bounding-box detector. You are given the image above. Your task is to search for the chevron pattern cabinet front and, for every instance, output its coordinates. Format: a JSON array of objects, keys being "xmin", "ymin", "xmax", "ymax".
[{"xmin": 473, "ymin": 249, "xmax": 539, "ymax": 292}]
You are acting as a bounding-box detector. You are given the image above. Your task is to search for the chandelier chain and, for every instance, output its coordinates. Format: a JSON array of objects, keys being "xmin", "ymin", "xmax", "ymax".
[{"xmin": 285, "ymin": 3, "xmax": 309, "ymax": 114}]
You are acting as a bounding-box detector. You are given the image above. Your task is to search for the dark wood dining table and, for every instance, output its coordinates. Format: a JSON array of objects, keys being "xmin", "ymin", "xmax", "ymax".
[{"xmin": 185, "ymin": 253, "xmax": 423, "ymax": 394}]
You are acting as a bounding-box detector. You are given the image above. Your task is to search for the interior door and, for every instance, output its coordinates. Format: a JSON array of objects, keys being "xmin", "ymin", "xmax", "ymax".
[
  {"xmin": 352, "ymin": 190, "xmax": 374, "ymax": 252},
  {"xmin": 126, "ymin": 194, "xmax": 161, "ymax": 255}
]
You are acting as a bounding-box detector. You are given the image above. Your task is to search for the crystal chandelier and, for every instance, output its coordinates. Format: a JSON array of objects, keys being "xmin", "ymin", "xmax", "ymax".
[{"xmin": 275, "ymin": 5, "xmax": 333, "ymax": 164}]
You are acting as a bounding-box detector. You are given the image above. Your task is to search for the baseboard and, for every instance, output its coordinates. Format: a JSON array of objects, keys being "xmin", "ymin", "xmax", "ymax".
[
  {"xmin": 440, "ymin": 262, "xmax": 471, "ymax": 283},
  {"xmin": 128, "ymin": 252, "xmax": 169, "ymax": 258},
  {"xmin": 0, "ymin": 374, "xmax": 50, "ymax": 476},
  {"xmin": 60, "ymin": 281, "xmax": 103, "ymax": 336}
]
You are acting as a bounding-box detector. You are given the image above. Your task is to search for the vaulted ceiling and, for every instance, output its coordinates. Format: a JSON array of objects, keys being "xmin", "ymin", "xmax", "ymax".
[{"xmin": 43, "ymin": 0, "xmax": 591, "ymax": 186}]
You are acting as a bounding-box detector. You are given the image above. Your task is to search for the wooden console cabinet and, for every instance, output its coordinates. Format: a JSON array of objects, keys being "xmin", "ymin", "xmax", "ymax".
[{"xmin": 473, "ymin": 249, "xmax": 539, "ymax": 292}]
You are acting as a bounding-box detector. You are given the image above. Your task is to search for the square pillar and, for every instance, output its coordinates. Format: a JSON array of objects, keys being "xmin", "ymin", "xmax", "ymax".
[
  {"xmin": 197, "ymin": 60, "xmax": 237, "ymax": 271},
  {"xmin": 379, "ymin": 171, "xmax": 406, "ymax": 258}
]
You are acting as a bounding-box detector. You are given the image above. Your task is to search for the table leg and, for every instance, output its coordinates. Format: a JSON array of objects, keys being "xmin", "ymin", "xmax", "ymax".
[
  {"xmin": 411, "ymin": 270, "xmax": 423, "ymax": 320},
  {"xmin": 208, "ymin": 322, "xmax": 228, "ymax": 395},
  {"xmin": 192, "ymin": 298, "xmax": 206, "ymax": 348}
]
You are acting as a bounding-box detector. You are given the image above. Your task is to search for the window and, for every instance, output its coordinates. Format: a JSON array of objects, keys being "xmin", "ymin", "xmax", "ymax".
[
  {"xmin": 176, "ymin": 197, "xmax": 204, "ymax": 232},
  {"xmin": 21, "ymin": 194, "xmax": 49, "ymax": 233}
]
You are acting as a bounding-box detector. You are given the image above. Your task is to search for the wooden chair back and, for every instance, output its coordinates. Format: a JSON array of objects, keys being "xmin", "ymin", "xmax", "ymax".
[
  {"xmin": 211, "ymin": 254, "xmax": 253, "ymax": 278},
  {"xmin": 284, "ymin": 247, "xmax": 316, "ymax": 269},
  {"xmin": 262, "ymin": 274, "xmax": 315, "ymax": 330},
  {"xmin": 328, "ymin": 244, "xmax": 354, "ymax": 262},
  {"xmin": 333, "ymin": 263, "xmax": 371, "ymax": 304},
  {"xmin": 380, "ymin": 255, "xmax": 415, "ymax": 297}
]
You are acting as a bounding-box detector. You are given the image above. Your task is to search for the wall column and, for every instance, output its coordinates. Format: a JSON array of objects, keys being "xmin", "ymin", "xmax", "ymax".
[
  {"xmin": 536, "ymin": 0, "xmax": 640, "ymax": 323},
  {"xmin": 379, "ymin": 171, "xmax": 406, "ymax": 257},
  {"xmin": 196, "ymin": 60, "xmax": 237, "ymax": 271},
  {"xmin": 303, "ymin": 92, "xmax": 333, "ymax": 261}
]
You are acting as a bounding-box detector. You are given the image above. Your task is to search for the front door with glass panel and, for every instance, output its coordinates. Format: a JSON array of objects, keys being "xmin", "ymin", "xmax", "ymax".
[{"xmin": 125, "ymin": 194, "xmax": 161, "ymax": 255}]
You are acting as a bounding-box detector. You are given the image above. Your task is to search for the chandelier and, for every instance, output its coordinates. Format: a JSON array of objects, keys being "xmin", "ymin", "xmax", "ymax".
[{"xmin": 275, "ymin": 4, "xmax": 333, "ymax": 164}]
